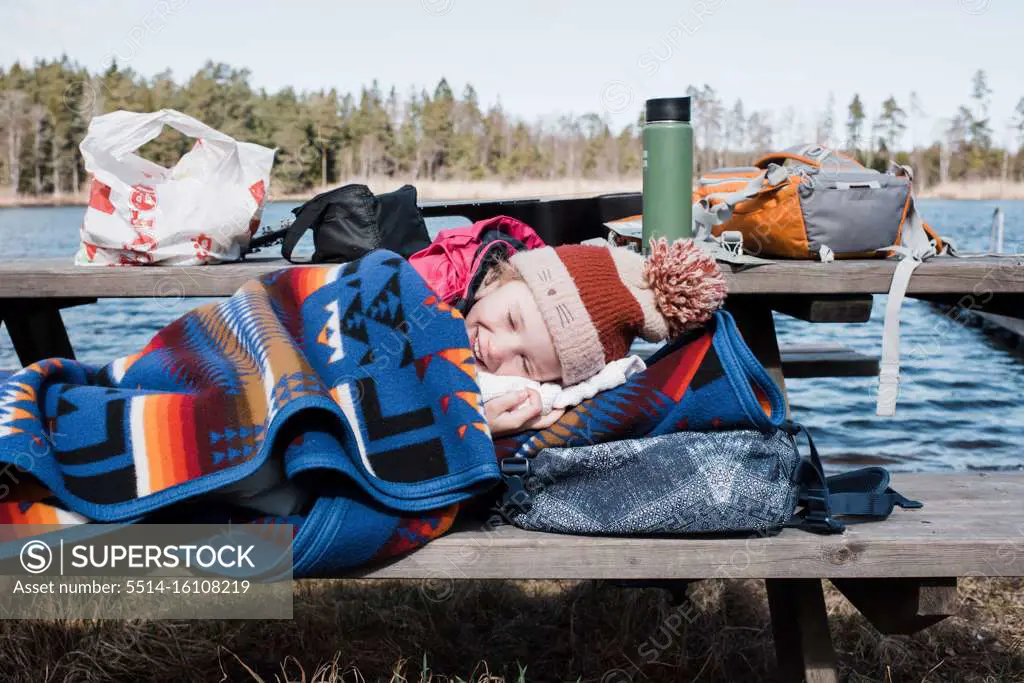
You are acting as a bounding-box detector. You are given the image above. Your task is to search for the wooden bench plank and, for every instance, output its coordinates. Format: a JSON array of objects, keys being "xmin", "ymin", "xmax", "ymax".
[
  {"xmin": 350, "ymin": 474, "xmax": 1024, "ymax": 580},
  {"xmin": 634, "ymin": 342, "xmax": 881, "ymax": 379},
  {"xmin": 780, "ymin": 344, "xmax": 879, "ymax": 378},
  {"xmin": 767, "ymin": 295, "xmax": 874, "ymax": 323},
  {"xmin": 1, "ymin": 256, "xmax": 1022, "ymax": 298},
  {"xmin": 860, "ymin": 472, "xmax": 1024, "ymax": 503},
  {"xmin": 974, "ymin": 311, "xmax": 1024, "ymax": 337},
  {"xmin": 913, "ymin": 292, "xmax": 1024, "ymax": 319}
]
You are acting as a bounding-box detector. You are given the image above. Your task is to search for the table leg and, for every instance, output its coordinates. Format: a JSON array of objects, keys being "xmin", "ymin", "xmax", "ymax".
[
  {"xmin": 830, "ymin": 577, "xmax": 957, "ymax": 635},
  {"xmin": 0, "ymin": 298, "xmax": 93, "ymax": 366},
  {"xmin": 766, "ymin": 579, "xmax": 839, "ymax": 683}
]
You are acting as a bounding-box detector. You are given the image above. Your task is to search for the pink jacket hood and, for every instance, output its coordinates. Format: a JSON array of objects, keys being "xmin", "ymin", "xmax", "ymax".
[{"xmin": 409, "ymin": 215, "xmax": 546, "ymax": 307}]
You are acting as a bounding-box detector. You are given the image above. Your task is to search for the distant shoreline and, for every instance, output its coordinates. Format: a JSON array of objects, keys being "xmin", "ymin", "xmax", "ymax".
[
  {"xmin": 0, "ymin": 178, "xmax": 641, "ymax": 209},
  {"xmin": 1, "ymin": 178, "xmax": 1023, "ymax": 208}
]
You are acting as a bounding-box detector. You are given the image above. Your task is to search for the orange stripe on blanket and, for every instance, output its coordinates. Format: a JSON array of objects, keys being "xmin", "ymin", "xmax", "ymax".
[
  {"xmin": 664, "ymin": 333, "xmax": 713, "ymax": 401},
  {"xmin": 292, "ymin": 267, "xmax": 331, "ymax": 304},
  {"xmin": 0, "ymin": 501, "xmax": 61, "ymax": 525},
  {"xmin": 437, "ymin": 349, "xmax": 477, "ymax": 382},
  {"xmin": 117, "ymin": 349, "xmax": 147, "ymax": 372},
  {"xmin": 4, "ymin": 407, "xmax": 34, "ymax": 422},
  {"xmin": 163, "ymin": 395, "xmax": 191, "ymax": 488},
  {"xmin": 145, "ymin": 394, "xmax": 197, "ymax": 493},
  {"xmin": 145, "ymin": 394, "xmax": 201, "ymax": 493},
  {"xmin": 7, "ymin": 382, "xmax": 36, "ymax": 403},
  {"xmin": 143, "ymin": 395, "xmax": 169, "ymax": 494},
  {"xmin": 454, "ymin": 391, "xmax": 482, "ymax": 414}
]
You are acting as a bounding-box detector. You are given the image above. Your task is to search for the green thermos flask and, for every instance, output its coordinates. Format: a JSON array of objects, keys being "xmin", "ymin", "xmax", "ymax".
[{"xmin": 642, "ymin": 96, "xmax": 694, "ymax": 250}]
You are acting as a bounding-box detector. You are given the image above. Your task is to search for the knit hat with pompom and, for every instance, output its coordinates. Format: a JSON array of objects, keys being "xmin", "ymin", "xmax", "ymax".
[{"xmin": 508, "ymin": 238, "xmax": 727, "ymax": 385}]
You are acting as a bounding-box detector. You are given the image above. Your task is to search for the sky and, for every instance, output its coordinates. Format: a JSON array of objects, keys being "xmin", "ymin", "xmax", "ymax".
[{"xmin": 1, "ymin": 0, "xmax": 1022, "ymax": 147}]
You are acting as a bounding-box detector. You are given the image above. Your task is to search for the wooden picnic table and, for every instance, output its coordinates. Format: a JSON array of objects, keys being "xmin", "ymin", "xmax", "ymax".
[
  {"xmin": 2, "ymin": 253, "xmax": 1022, "ymax": 403},
  {"xmin": 1, "ymin": 240, "xmax": 1023, "ymax": 682},
  {"xmin": 2, "ymin": 253, "xmax": 1022, "ymax": 298}
]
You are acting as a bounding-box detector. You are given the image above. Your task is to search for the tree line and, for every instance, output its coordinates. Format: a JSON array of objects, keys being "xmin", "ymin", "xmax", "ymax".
[
  {"xmin": 686, "ymin": 70, "xmax": 1024, "ymax": 187},
  {"xmin": 1, "ymin": 58, "xmax": 1022, "ymax": 197}
]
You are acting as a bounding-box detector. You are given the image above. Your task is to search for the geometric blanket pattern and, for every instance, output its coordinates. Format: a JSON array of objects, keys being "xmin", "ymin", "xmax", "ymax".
[{"xmin": 0, "ymin": 249, "xmax": 499, "ymax": 575}]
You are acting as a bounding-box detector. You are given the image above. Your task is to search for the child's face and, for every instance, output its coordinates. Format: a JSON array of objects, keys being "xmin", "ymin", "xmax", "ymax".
[{"xmin": 465, "ymin": 279, "xmax": 562, "ymax": 382}]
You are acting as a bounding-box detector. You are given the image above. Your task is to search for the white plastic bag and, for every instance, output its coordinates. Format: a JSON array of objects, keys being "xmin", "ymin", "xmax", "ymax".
[{"xmin": 76, "ymin": 109, "xmax": 276, "ymax": 266}]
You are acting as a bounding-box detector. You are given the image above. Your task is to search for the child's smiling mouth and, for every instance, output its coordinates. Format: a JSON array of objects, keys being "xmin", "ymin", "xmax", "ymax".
[
  {"xmin": 473, "ymin": 335, "xmax": 487, "ymax": 370},
  {"xmin": 470, "ymin": 326, "xmax": 491, "ymax": 371}
]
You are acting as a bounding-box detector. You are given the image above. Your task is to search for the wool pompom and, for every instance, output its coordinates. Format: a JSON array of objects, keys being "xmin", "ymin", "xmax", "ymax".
[{"xmin": 643, "ymin": 237, "xmax": 727, "ymax": 336}]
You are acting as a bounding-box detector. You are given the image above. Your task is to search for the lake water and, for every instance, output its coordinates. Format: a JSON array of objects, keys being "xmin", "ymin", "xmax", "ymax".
[{"xmin": 1, "ymin": 199, "xmax": 1022, "ymax": 472}]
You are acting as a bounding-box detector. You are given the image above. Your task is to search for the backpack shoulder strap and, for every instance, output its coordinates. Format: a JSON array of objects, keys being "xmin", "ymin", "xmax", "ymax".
[
  {"xmin": 825, "ymin": 467, "xmax": 923, "ymax": 519},
  {"xmin": 281, "ymin": 194, "xmax": 330, "ymax": 263},
  {"xmin": 874, "ymin": 185, "xmax": 939, "ymax": 416},
  {"xmin": 782, "ymin": 422, "xmax": 922, "ymax": 533},
  {"xmin": 783, "ymin": 421, "xmax": 845, "ymax": 534},
  {"xmin": 280, "ymin": 184, "xmax": 371, "ymax": 263}
]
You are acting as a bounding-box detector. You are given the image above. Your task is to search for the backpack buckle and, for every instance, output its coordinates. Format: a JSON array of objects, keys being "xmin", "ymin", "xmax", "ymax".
[
  {"xmin": 500, "ymin": 456, "xmax": 530, "ymax": 476},
  {"xmin": 800, "ymin": 491, "xmax": 845, "ymax": 534},
  {"xmin": 803, "ymin": 510, "xmax": 845, "ymax": 534},
  {"xmin": 499, "ymin": 457, "xmax": 533, "ymax": 515}
]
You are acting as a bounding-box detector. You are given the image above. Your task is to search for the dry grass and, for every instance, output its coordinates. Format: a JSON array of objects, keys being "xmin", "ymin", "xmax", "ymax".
[
  {"xmin": 5, "ymin": 178, "xmax": 1024, "ymax": 208},
  {"xmin": 919, "ymin": 180, "xmax": 1024, "ymax": 201},
  {"xmin": 0, "ymin": 187, "xmax": 90, "ymax": 207},
  {"xmin": 289, "ymin": 178, "xmax": 642, "ymax": 202},
  {"xmin": 1, "ymin": 577, "xmax": 1021, "ymax": 682},
  {"xmin": 0, "ymin": 179, "xmax": 641, "ymax": 208}
]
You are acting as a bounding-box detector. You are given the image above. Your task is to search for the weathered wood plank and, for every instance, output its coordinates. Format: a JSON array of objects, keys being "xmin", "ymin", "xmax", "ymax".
[
  {"xmin": 974, "ymin": 311, "xmax": 1024, "ymax": 337},
  {"xmin": 859, "ymin": 472, "xmax": 1024, "ymax": 503},
  {"xmin": 1, "ymin": 256, "xmax": 1021, "ymax": 298},
  {"xmin": 766, "ymin": 579, "xmax": 839, "ymax": 683},
  {"xmin": 767, "ymin": 295, "xmax": 874, "ymax": 323},
  {"xmin": 830, "ymin": 577, "xmax": 957, "ymax": 635},
  {"xmin": 780, "ymin": 344, "xmax": 879, "ymax": 378},
  {"xmin": 349, "ymin": 474, "xmax": 1024, "ymax": 580},
  {"xmin": 912, "ymin": 292, "xmax": 1024, "ymax": 319}
]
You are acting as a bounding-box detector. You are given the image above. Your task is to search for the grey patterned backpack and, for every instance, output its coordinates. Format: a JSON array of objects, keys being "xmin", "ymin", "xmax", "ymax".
[{"xmin": 499, "ymin": 422, "xmax": 921, "ymax": 536}]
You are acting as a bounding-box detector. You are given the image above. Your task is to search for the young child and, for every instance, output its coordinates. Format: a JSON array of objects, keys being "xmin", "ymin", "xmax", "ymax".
[{"xmin": 464, "ymin": 238, "xmax": 727, "ymax": 436}]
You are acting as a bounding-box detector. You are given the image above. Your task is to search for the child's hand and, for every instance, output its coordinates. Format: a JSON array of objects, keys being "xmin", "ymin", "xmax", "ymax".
[{"xmin": 485, "ymin": 389, "xmax": 565, "ymax": 437}]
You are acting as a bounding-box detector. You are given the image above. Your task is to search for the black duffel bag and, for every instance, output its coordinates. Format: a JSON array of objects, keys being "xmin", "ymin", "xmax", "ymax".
[{"xmin": 281, "ymin": 184, "xmax": 431, "ymax": 263}]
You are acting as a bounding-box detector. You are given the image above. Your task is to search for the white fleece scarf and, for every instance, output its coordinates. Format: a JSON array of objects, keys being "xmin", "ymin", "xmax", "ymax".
[{"xmin": 477, "ymin": 355, "xmax": 646, "ymax": 415}]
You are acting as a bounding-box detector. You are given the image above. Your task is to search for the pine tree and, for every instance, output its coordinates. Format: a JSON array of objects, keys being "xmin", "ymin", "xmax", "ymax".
[
  {"xmin": 816, "ymin": 92, "xmax": 835, "ymax": 147},
  {"xmin": 879, "ymin": 96, "xmax": 907, "ymax": 161},
  {"xmin": 846, "ymin": 94, "xmax": 865, "ymax": 156},
  {"xmin": 4, "ymin": 59, "xmax": 1024, "ymax": 196},
  {"xmin": 727, "ymin": 99, "xmax": 746, "ymax": 161},
  {"xmin": 1012, "ymin": 97, "xmax": 1024, "ymax": 180},
  {"xmin": 969, "ymin": 69, "xmax": 993, "ymax": 150}
]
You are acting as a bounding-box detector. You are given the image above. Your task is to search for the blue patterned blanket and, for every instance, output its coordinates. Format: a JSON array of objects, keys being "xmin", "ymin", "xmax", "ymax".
[{"xmin": 0, "ymin": 250, "xmax": 499, "ymax": 575}]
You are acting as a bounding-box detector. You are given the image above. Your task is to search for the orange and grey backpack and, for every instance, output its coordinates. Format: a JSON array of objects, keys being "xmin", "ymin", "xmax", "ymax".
[
  {"xmin": 692, "ymin": 143, "xmax": 947, "ymax": 261},
  {"xmin": 692, "ymin": 144, "xmax": 956, "ymax": 418}
]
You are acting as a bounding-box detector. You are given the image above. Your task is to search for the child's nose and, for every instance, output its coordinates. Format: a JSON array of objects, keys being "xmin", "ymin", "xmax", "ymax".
[{"xmin": 489, "ymin": 335, "xmax": 518, "ymax": 373}]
